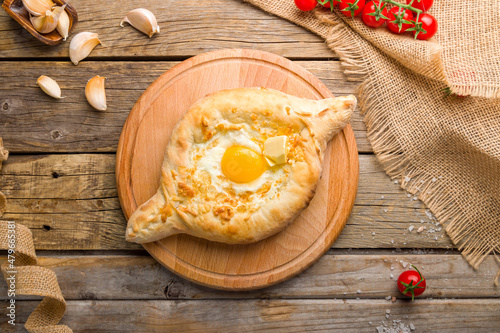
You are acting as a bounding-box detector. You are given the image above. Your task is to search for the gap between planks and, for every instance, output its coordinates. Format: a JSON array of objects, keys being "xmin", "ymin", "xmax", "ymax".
[
  {"xmin": 1, "ymin": 299, "xmax": 499, "ymax": 332},
  {"xmin": 0, "ymin": 60, "xmax": 369, "ymax": 154},
  {"xmin": 0, "ymin": 0, "xmax": 335, "ymax": 59},
  {"xmin": 0, "ymin": 153, "xmax": 454, "ymax": 250},
  {"xmin": 0, "ymin": 254, "xmax": 497, "ymax": 300}
]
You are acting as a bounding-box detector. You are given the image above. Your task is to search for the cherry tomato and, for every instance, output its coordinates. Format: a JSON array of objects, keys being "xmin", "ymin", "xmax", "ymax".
[
  {"xmin": 397, "ymin": 265, "xmax": 426, "ymax": 300},
  {"xmin": 294, "ymin": 0, "xmax": 318, "ymax": 11},
  {"xmin": 361, "ymin": 1, "xmax": 388, "ymax": 28},
  {"xmin": 413, "ymin": 13, "xmax": 437, "ymax": 40},
  {"xmin": 320, "ymin": 0, "xmax": 338, "ymax": 8},
  {"xmin": 386, "ymin": 7, "xmax": 414, "ymax": 34},
  {"xmin": 339, "ymin": 0, "xmax": 365, "ymax": 17},
  {"xmin": 406, "ymin": 0, "xmax": 433, "ymax": 12}
]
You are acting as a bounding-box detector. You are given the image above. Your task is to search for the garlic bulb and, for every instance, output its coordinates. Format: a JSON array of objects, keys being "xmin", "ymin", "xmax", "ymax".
[
  {"xmin": 85, "ymin": 76, "xmax": 107, "ymax": 111},
  {"xmin": 30, "ymin": 5, "xmax": 65, "ymax": 34},
  {"xmin": 56, "ymin": 8, "xmax": 70, "ymax": 40},
  {"xmin": 69, "ymin": 32, "xmax": 102, "ymax": 65},
  {"xmin": 22, "ymin": 0, "xmax": 55, "ymax": 16},
  {"xmin": 120, "ymin": 8, "xmax": 160, "ymax": 38},
  {"xmin": 37, "ymin": 75, "xmax": 63, "ymax": 99}
]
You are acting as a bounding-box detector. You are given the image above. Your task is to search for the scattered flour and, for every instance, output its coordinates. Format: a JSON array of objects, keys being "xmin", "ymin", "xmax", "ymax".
[{"xmin": 376, "ymin": 319, "xmax": 416, "ymax": 333}]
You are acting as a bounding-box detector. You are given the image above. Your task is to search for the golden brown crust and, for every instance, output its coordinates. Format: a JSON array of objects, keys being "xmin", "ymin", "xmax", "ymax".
[{"xmin": 125, "ymin": 88, "xmax": 356, "ymax": 244}]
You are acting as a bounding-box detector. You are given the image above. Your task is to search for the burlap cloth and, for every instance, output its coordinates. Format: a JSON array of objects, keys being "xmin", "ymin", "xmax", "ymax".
[
  {"xmin": 0, "ymin": 139, "xmax": 72, "ymax": 332},
  {"xmin": 244, "ymin": 0, "xmax": 500, "ymax": 270}
]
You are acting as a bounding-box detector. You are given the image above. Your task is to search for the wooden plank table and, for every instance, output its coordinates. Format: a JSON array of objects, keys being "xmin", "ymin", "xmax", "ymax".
[{"xmin": 0, "ymin": 0, "xmax": 498, "ymax": 331}]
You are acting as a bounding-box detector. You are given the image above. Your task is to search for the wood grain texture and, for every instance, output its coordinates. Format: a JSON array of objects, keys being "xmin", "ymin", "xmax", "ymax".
[
  {"xmin": 0, "ymin": 0, "xmax": 492, "ymax": 327},
  {"xmin": 0, "ymin": 61, "xmax": 369, "ymax": 153},
  {"xmin": 1, "ymin": 254, "xmax": 497, "ymax": 300},
  {"xmin": 2, "ymin": 299, "xmax": 499, "ymax": 332},
  {"xmin": 115, "ymin": 49, "xmax": 359, "ymax": 290},
  {"xmin": 0, "ymin": 0, "xmax": 332, "ymax": 59},
  {"xmin": 0, "ymin": 154, "xmax": 452, "ymax": 250}
]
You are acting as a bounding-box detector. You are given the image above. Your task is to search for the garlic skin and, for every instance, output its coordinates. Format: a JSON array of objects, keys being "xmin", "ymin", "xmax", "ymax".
[
  {"xmin": 85, "ymin": 76, "xmax": 107, "ymax": 111},
  {"xmin": 56, "ymin": 8, "xmax": 70, "ymax": 40},
  {"xmin": 69, "ymin": 32, "xmax": 102, "ymax": 65},
  {"xmin": 37, "ymin": 75, "xmax": 63, "ymax": 99},
  {"xmin": 120, "ymin": 8, "xmax": 160, "ymax": 38},
  {"xmin": 30, "ymin": 5, "xmax": 65, "ymax": 34},
  {"xmin": 22, "ymin": 0, "xmax": 55, "ymax": 16}
]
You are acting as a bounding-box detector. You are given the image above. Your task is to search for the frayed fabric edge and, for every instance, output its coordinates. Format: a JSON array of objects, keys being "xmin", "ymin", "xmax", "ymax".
[
  {"xmin": 450, "ymin": 84, "xmax": 500, "ymax": 99},
  {"xmin": 323, "ymin": 16, "xmax": 498, "ymax": 271}
]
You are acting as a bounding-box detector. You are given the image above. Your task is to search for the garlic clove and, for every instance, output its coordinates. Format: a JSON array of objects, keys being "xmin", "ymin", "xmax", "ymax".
[
  {"xmin": 30, "ymin": 5, "xmax": 65, "ymax": 34},
  {"xmin": 56, "ymin": 8, "xmax": 70, "ymax": 41},
  {"xmin": 22, "ymin": 0, "xmax": 55, "ymax": 16},
  {"xmin": 85, "ymin": 76, "xmax": 107, "ymax": 111},
  {"xmin": 37, "ymin": 75, "xmax": 63, "ymax": 99},
  {"xmin": 69, "ymin": 32, "xmax": 102, "ymax": 65},
  {"xmin": 120, "ymin": 8, "xmax": 160, "ymax": 38}
]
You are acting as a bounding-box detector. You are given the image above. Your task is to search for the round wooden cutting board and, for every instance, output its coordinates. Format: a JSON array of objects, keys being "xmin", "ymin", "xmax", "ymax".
[{"xmin": 116, "ymin": 49, "xmax": 359, "ymax": 290}]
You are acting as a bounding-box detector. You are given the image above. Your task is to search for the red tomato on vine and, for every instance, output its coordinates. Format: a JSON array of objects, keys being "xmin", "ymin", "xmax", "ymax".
[
  {"xmin": 406, "ymin": 0, "xmax": 433, "ymax": 12},
  {"xmin": 412, "ymin": 13, "xmax": 437, "ymax": 40},
  {"xmin": 294, "ymin": 0, "xmax": 318, "ymax": 11},
  {"xmin": 397, "ymin": 265, "xmax": 426, "ymax": 300},
  {"xmin": 361, "ymin": 1, "xmax": 389, "ymax": 28},
  {"xmin": 339, "ymin": 0, "xmax": 365, "ymax": 17},
  {"xmin": 386, "ymin": 7, "xmax": 414, "ymax": 34}
]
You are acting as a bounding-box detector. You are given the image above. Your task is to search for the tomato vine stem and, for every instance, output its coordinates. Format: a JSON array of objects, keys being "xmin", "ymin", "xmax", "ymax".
[
  {"xmin": 382, "ymin": 0, "xmax": 423, "ymax": 15},
  {"xmin": 318, "ymin": 0, "xmax": 429, "ymax": 39}
]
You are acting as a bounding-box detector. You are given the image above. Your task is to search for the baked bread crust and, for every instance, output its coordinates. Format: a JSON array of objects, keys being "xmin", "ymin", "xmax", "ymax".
[{"xmin": 126, "ymin": 88, "xmax": 356, "ymax": 244}]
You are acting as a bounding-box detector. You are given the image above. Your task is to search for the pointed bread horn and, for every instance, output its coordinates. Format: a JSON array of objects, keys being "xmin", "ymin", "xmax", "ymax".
[
  {"xmin": 294, "ymin": 95, "xmax": 356, "ymax": 153},
  {"xmin": 125, "ymin": 191, "xmax": 185, "ymax": 243}
]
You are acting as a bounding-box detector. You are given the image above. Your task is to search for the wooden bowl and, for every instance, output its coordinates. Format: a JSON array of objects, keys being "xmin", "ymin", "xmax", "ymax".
[{"xmin": 2, "ymin": 0, "xmax": 78, "ymax": 45}]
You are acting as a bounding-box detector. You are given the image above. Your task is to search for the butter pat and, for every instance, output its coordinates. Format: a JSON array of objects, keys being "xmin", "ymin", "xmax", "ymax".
[{"xmin": 264, "ymin": 136, "xmax": 288, "ymax": 166}]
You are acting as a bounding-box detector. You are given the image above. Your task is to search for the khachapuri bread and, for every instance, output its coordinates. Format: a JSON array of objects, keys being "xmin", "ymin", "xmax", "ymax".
[{"xmin": 125, "ymin": 88, "xmax": 356, "ymax": 244}]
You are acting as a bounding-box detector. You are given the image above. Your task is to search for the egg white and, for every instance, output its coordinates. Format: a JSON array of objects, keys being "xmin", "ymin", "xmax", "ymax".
[{"xmin": 191, "ymin": 124, "xmax": 287, "ymax": 195}]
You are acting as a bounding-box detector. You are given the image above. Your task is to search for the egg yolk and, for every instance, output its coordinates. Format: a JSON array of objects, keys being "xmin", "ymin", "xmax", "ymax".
[{"xmin": 221, "ymin": 146, "xmax": 266, "ymax": 183}]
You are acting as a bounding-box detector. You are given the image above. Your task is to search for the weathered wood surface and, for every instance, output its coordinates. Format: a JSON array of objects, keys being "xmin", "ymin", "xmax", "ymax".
[
  {"xmin": 0, "ymin": 0, "xmax": 333, "ymax": 60},
  {"xmin": 2, "ymin": 299, "xmax": 499, "ymax": 332},
  {"xmin": 0, "ymin": 61, "xmax": 369, "ymax": 153},
  {"xmin": 1, "ymin": 0, "xmax": 493, "ymax": 329},
  {"xmin": 0, "ymin": 254, "xmax": 497, "ymax": 300},
  {"xmin": 0, "ymin": 154, "xmax": 452, "ymax": 250}
]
